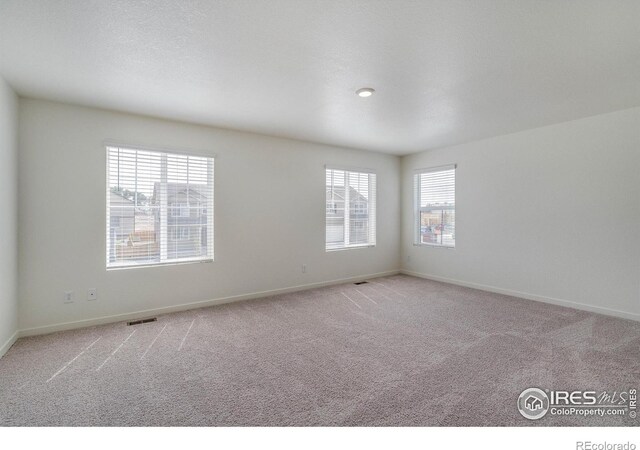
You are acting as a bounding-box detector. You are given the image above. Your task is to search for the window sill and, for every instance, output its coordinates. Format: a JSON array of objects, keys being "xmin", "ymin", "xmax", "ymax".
[
  {"xmin": 326, "ymin": 245, "xmax": 376, "ymax": 252},
  {"xmin": 413, "ymin": 243, "xmax": 455, "ymax": 249},
  {"xmin": 107, "ymin": 258, "xmax": 214, "ymax": 271}
]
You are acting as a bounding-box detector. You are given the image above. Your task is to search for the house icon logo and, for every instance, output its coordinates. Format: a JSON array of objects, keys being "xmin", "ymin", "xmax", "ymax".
[
  {"xmin": 525, "ymin": 395, "xmax": 543, "ymax": 410},
  {"xmin": 517, "ymin": 388, "xmax": 550, "ymax": 420}
]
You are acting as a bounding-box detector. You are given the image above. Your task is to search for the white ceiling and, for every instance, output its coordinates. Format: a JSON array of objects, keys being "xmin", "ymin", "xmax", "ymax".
[{"xmin": 1, "ymin": 1, "xmax": 639, "ymax": 155}]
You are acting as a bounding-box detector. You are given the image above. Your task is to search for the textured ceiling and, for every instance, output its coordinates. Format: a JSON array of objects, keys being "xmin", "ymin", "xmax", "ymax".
[{"xmin": 1, "ymin": 0, "xmax": 639, "ymax": 155}]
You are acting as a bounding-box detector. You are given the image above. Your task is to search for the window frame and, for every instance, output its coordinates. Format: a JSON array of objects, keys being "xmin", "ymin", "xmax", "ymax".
[
  {"xmin": 105, "ymin": 144, "xmax": 215, "ymax": 270},
  {"xmin": 414, "ymin": 164, "xmax": 456, "ymax": 249},
  {"xmin": 325, "ymin": 165, "xmax": 377, "ymax": 252}
]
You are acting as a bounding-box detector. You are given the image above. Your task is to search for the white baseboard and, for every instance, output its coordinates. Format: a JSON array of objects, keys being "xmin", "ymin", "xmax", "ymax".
[
  {"xmin": 0, "ymin": 331, "xmax": 19, "ymax": 359},
  {"xmin": 401, "ymin": 269, "xmax": 640, "ymax": 322},
  {"xmin": 18, "ymin": 270, "xmax": 400, "ymax": 338}
]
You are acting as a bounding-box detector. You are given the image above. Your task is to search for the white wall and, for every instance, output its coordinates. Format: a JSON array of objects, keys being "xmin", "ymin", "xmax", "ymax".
[
  {"xmin": 15, "ymin": 98, "xmax": 640, "ymax": 336},
  {"xmin": 18, "ymin": 99, "xmax": 400, "ymax": 333},
  {"xmin": 402, "ymin": 107, "xmax": 640, "ymax": 320},
  {"xmin": 0, "ymin": 77, "xmax": 19, "ymax": 355}
]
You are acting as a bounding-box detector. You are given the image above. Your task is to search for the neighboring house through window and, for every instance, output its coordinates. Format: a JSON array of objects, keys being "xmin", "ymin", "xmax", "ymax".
[
  {"xmin": 106, "ymin": 145, "xmax": 214, "ymax": 268},
  {"xmin": 325, "ymin": 166, "xmax": 376, "ymax": 250},
  {"xmin": 414, "ymin": 165, "xmax": 456, "ymax": 248}
]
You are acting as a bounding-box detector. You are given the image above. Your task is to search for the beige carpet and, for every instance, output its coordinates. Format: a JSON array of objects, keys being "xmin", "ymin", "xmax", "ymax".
[{"xmin": 1, "ymin": 275, "xmax": 639, "ymax": 426}]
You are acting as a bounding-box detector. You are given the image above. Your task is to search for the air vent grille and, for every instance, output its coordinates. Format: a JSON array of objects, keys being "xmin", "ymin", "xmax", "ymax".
[{"xmin": 127, "ymin": 318, "xmax": 157, "ymax": 326}]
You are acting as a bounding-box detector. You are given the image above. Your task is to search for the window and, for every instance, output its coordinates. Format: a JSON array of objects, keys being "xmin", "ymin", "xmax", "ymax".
[
  {"xmin": 106, "ymin": 146, "xmax": 214, "ymax": 269},
  {"xmin": 171, "ymin": 203, "xmax": 190, "ymax": 218},
  {"xmin": 353, "ymin": 202, "xmax": 367, "ymax": 214},
  {"xmin": 326, "ymin": 166, "xmax": 376, "ymax": 250},
  {"xmin": 172, "ymin": 226, "xmax": 190, "ymax": 241},
  {"xmin": 414, "ymin": 165, "xmax": 455, "ymax": 248}
]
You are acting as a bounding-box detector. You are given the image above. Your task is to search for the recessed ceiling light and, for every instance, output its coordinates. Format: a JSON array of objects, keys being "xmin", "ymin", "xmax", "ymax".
[{"xmin": 356, "ymin": 88, "xmax": 375, "ymax": 98}]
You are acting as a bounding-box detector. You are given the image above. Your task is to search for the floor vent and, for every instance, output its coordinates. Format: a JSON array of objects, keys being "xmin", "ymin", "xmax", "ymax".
[
  {"xmin": 354, "ymin": 281, "xmax": 369, "ymax": 285},
  {"xmin": 127, "ymin": 317, "xmax": 157, "ymax": 326}
]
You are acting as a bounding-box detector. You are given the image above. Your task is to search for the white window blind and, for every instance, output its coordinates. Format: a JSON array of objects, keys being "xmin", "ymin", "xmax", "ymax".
[
  {"xmin": 106, "ymin": 146, "xmax": 214, "ymax": 269},
  {"xmin": 326, "ymin": 167, "xmax": 376, "ymax": 250},
  {"xmin": 414, "ymin": 165, "xmax": 455, "ymax": 248}
]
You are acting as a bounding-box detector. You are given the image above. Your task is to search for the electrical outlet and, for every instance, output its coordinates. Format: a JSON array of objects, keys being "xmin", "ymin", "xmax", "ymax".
[
  {"xmin": 407, "ymin": 255, "xmax": 411, "ymax": 263},
  {"xmin": 87, "ymin": 288, "xmax": 97, "ymax": 301},
  {"xmin": 302, "ymin": 264, "xmax": 307, "ymax": 273},
  {"xmin": 64, "ymin": 291, "xmax": 74, "ymax": 304}
]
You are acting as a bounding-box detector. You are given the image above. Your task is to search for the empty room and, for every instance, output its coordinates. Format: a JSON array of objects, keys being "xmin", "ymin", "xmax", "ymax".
[{"xmin": 1, "ymin": 0, "xmax": 639, "ymax": 445}]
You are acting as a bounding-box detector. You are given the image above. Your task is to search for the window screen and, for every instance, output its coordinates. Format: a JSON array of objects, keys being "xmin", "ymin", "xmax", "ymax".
[
  {"xmin": 414, "ymin": 165, "xmax": 455, "ymax": 247},
  {"xmin": 326, "ymin": 167, "xmax": 376, "ymax": 250},
  {"xmin": 106, "ymin": 146, "xmax": 214, "ymax": 268}
]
